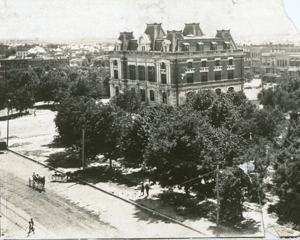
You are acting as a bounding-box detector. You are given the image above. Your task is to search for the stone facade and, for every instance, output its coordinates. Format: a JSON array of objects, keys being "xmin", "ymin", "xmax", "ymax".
[{"xmin": 109, "ymin": 23, "xmax": 244, "ymax": 106}]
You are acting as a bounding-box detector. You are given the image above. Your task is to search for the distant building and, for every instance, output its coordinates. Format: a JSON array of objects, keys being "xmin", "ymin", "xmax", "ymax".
[
  {"xmin": 0, "ymin": 45, "xmax": 7, "ymax": 59},
  {"xmin": 109, "ymin": 22, "xmax": 244, "ymax": 106},
  {"xmin": 0, "ymin": 57, "xmax": 69, "ymax": 81},
  {"xmin": 239, "ymin": 44, "xmax": 300, "ymax": 80},
  {"xmin": 16, "ymin": 46, "xmax": 32, "ymax": 59}
]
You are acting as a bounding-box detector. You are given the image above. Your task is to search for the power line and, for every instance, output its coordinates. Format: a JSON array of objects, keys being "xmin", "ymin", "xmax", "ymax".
[{"xmin": 179, "ymin": 170, "xmax": 216, "ymax": 186}]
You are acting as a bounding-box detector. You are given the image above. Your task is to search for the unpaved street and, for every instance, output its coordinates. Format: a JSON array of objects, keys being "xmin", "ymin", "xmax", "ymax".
[{"xmin": 0, "ymin": 151, "xmax": 204, "ymax": 238}]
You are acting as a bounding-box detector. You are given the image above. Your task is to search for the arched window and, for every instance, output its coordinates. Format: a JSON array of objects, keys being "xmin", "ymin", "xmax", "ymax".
[
  {"xmin": 113, "ymin": 60, "xmax": 118, "ymax": 66},
  {"xmin": 161, "ymin": 62, "xmax": 166, "ymax": 69},
  {"xmin": 162, "ymin": 92, "xmax": 167, "ymax": 104}
]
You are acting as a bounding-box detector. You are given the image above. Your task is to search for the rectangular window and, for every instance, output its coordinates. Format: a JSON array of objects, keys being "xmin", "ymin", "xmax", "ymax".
[
  {"xmin": 228, "ymin": 70, "xmax": 234, "ymax": 79},
  {"xmin": 216, "ymin": 59, "xmax": 221, "ymax": 66},
  {"xmin": 115, "ymin": 86, "xmax": 119, "ymax": 95},
  {"xmin": 197, "ymin": 42, "xmax": 204, "ymax": 51},
  {"xmin": 148, "ymin": 66, "xmax": 155, "ymax": 82},
  {"xmin": 228, "ymin": 59, "xmax": 233, "ymax": 65},
  {"xmin": 114, "ymin": 70, "xmax": 118, "ymax": 79},
  {"xmin": 140, "ymin": 89, "xmax": 145, "ymax": 101},
  {"xmin": 183, "ymin": 43, "xmax": 190, "ymax": 52},
  {"xmin": 187, "ymin": 74, "xmax": 194, "ymax": 83},
  {"xmin": 224, "ymin": 42, "xmax": 230, "ymax": 50},
  {"xmin": 150, "ymin": 90, "xmax": 155, "ymax": 101},
  {"xmin": 187, "ymin": 61, "xmax": 192, "ymax": 68},
  {"xmin": 138, "ymin": 66, "xmax": 145, "ymax": 80},
  {"xmin": 202, "ymin": 61, "xmax": 207, "ymax": 67},
  {"xmin": 161, "ymin": 74, "xmax": 167, "ymax": 84},
  {"xmin": 201, "ymin": 72, "xmax": 208, "ymax": 82},
  {"xmin": 129, "ymin": 65, "xmax": 136, "ymax": 80},
  {"xmin": 215, "ymin": 71, "xmax": 221, "ymax": 80},
  {"xmin": 211, "ymin": 42, "xmax": 217, "ymax": 50}
]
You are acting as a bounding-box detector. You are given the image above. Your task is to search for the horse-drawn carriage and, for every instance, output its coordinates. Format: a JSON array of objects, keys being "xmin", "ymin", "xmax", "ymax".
[
  {"xmin": 29, "ymin": 173, "xmax": 45, "ymax": 191},
  {"xmin": 48, "ymin": 170, "xmax": 81, "ymax": 182},
  {"xmin": 48, "ymin": 171, "xmax": 68, "ymax": 182}
]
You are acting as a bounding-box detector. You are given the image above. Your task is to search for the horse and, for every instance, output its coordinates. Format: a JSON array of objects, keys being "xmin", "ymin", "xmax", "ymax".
[{"xmin": 30, "ymin": 174, "xmax": 45, "ymax": 190}]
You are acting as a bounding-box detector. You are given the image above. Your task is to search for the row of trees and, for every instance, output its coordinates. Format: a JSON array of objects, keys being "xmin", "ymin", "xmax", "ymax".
[
  {"xmin": 55, "ymin": 88, "xmax": 283, "ymax": 224},
  {"xmin": 259, "ymin": 77, "xmax": 300, "ymax": 226},
  {"xmin": 0, "ymin": 65, "xmax": 110, "ymax": 112}
]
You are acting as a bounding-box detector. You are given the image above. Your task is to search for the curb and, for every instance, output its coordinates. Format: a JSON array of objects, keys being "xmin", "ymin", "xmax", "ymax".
[{"xmin": 7, "ymin": 148, "xmax": 207, "ymax": 236}]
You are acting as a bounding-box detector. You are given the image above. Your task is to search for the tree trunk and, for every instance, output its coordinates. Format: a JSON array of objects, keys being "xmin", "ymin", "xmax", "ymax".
[{"xmin": 184, "ymin": 186, "xmax": 189, "ymax": 197}]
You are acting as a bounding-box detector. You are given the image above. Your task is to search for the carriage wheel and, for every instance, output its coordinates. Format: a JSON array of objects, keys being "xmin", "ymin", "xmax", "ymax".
[{"xmin": 48, "ymin": 174, "xmax": 54, "ymax": 182}]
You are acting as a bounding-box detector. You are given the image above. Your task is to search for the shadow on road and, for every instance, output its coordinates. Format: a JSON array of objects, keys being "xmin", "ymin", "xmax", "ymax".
[{"xmin": 0, "ymin": 111, "xmax": 30, "ymax": 121}]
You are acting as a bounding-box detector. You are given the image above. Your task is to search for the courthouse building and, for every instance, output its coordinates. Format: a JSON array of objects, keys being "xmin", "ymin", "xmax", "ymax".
[{"xmin": 109, "ymin": 23, "xmax": 244, "ymax": 106}]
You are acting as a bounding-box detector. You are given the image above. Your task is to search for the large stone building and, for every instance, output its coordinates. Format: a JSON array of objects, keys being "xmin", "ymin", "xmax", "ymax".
[{"xmin": 109, "ymin": 23, "xmax": 244, "ymax": 106}]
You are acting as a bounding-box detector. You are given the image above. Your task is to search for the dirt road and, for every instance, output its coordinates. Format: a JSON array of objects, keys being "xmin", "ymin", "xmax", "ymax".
[{"xmin": 0, "ymin": 151, "xmax": 204, "ymax": 238}]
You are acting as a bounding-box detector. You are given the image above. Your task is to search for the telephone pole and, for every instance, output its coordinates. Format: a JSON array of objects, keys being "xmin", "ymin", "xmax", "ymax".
[
  {"xmin": 82, "ymin": 129, "xmax": 85, "ymax": 169},
  {"xmin": 216, "ymin": 163, "xmax": 220, "ymax": 237}
]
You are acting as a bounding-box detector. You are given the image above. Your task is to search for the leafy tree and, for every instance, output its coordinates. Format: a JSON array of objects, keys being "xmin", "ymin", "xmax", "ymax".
[
  {"xmin": 119, "ymin": 113, "xmax": 150, "ymax": 167},
  {"xmin": 110, "ymin": 89, "xmax": 142, "ymax": 113},
  {"xmin": 216, "ymin": 166, "xmax": 251, "ymax": 224},
  {"xmin": 5, "ymin": 70, "xmax": 39, "ymax": 112},
  {"xmin": 258, "ymin": 77, "xmax": 300, "ymax": 113},
  {"xmin": 252, "ymin": 107, "xmax": 284, "ymax": 140}
]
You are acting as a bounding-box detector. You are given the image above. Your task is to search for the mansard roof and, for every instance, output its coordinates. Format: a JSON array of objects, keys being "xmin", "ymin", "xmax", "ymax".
[{"xmin": 183, "ymin": 23, "xmax": 204, "ymax": 37}]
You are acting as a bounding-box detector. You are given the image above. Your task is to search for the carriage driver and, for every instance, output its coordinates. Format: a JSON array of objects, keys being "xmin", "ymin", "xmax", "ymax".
[{"xmin": 32, "ymin": 172, "xmax": 37, "ymax": 180}]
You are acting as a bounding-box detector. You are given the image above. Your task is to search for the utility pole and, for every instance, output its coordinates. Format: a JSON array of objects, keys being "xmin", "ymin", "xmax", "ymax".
[
  {"xmin": 6, "ymin": 109, "xmax": 9, "ymax": 148},
  {"xmin": 216, "ymin": 163, "xmax": 220, "ymax": 237},
  {"xmin": 82, "ymin": 129, "xmax": 85, "ymax": 169}
]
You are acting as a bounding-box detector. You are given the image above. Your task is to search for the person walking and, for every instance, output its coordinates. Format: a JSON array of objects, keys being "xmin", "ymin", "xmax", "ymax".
[
  {"xmin": 140, "ymin": 182, "xmax": 144, "ymax": 196},
  {"xmin": 145, "ymin": 181, "xmax": 150, "ymax": 197},
  {"xmin": 28, "ymin": 218, "xmax": 35, "ymax": 235}
]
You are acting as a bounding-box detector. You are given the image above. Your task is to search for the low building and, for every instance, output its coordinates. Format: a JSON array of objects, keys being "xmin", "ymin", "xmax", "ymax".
[
  {"xmin": 239, "ymin": 43, "xmax": 300, "ymax": 80},
  {"xmin": 109, "ymin": 22, "xmax": 244, "ymax": 106},
  {"xmin": 0, "ymin": 57, "xmax": 69, "ymax": 80}
]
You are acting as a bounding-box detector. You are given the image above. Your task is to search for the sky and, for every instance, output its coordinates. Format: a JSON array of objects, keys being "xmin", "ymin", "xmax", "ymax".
[
  {"xmin": 0, "ymin": 0, "xmax": 299, "ymax": 42},
  {"xmin": 283, "ymin": 0, "xmax": 300, "ymax": 33}
]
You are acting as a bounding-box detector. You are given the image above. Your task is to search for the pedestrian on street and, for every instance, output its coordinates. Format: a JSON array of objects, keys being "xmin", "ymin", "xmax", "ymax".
[
  {"xmin": 140, "ymin": 182, "xmax": 144, "ymax": 196},
  {"xmin": 28, "ymin": 218, "xmax": 35, "ymax": 235},
  {"xmin": 145, "ymin": 182, "xmax": 150, "ymax": 197}
]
